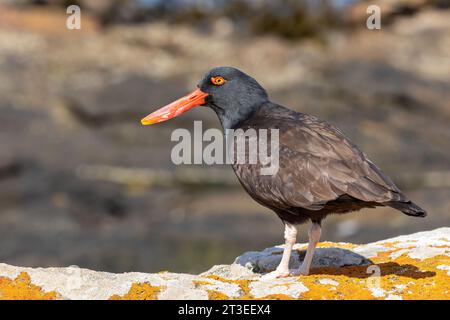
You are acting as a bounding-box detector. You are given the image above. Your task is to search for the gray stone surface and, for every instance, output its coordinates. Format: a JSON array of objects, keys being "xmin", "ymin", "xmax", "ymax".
[{"xmin": 235, "ymin": 245, "xmax": 371, "ymax": 273}]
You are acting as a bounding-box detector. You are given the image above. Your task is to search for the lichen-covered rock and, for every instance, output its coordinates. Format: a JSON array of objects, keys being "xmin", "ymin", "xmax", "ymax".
[{"xmin": 0, "ymin": 228, "xmax": 449, "ymax": 300}]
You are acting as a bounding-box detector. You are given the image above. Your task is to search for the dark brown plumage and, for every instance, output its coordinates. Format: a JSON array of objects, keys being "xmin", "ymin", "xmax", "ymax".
[{"xmin": 231, "ymin": 102, "xmax": 426, "ymax": 225}]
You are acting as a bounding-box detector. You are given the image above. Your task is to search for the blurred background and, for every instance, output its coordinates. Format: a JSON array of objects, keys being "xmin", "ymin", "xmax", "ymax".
[{"xmin": 0, "ymin": 0, "xmax": 449, "ymax": 274}]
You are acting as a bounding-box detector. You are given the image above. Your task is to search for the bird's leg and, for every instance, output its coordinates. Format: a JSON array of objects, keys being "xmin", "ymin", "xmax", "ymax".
[
  {"xmin": 261, "ymin": 223, "xmax": 297, "ymax": 280},
  {"xmin": 293, "ymin": 222, "xmax": 321, "ymax": 276}
]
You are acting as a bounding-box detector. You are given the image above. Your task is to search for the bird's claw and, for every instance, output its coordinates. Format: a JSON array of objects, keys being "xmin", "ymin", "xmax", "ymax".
[
  {"xmin": 261, "ymin": 266, "xmax": 310, "ymax": 280},
  {"xmin": 289, "ymin": 267, "xmax": 310, "ymax": 276},
  {"xmin": 260, "ymin": 268, "xmax": 290, "ymax": 280}
]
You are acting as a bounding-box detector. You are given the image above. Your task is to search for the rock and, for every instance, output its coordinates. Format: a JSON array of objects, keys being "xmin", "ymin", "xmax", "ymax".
[
  {"xmin": 0, "ymin": 228, "xmax": 449, "ymax": 300},
  {"xmin": 235, "ymin": 245, "xmax": 371, "ymax": 273},
  {"xmin": 200, "ymin": 264, "xmax": 258, "ymax": 280},
  {"xmin": 249, "ymin": 278, "xmax": 309, "ymax": 299},
  {"xmin": 63, "ymin": 74, "xmax": 188, "ymax": 127}
]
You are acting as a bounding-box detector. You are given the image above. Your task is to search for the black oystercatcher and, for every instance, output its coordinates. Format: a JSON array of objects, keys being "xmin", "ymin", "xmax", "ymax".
[{"xmin": 141, "ymin": 67, "xmax": 426, "ymax": 279}]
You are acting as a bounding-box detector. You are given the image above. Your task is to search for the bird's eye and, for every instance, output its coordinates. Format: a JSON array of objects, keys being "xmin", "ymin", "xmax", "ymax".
[{"xmin": 211, "ymin": 76, "xmax": 226, "ymax": 86}]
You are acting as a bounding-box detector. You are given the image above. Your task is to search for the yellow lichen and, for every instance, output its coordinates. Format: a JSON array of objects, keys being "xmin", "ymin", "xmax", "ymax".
[
  {"xmin": 295, "ymin": 247, "xmax": 450, "ymax": 300},
  {"xmin": 204, "ymin": 243, "xmax": 450, "ymax": 300},
  {"xmin": 379, "ymin": 253, "xmax": 450, "ymax": 300},
  {"xmin": 0, "ymin": 272, "xmax": 58, "ymax": 300},
  {"xmin": 109, "ymin": 283, "xmax": 163, "ymax": 300},
  {"xmin": 207, "ymin": 290, "xmax": 230, "ymax": 300},
  {"xmin": 298, "ymin": 269, "xmax": 377, "ymax": 300},
  {"xmin": 193, "ymin": 280, "xmax": 213, "ymax": 286},
  {"xmin": 205, "ymin": 275, "xmax": 254, "ymax": 299},
  {"xmin": 205, "ymin": 276, "xmax": 297, "ymax": 300},
  {"xmin": 193, "ymin": 279, "xmax": 230, "ymax": 299},
  {"xmin": 316, "ymin": 241, "xmax": 357, "ymax": 249},
  {"xmin": 259, "ymin": 293, "xmax": 295, "ymax": 300}
]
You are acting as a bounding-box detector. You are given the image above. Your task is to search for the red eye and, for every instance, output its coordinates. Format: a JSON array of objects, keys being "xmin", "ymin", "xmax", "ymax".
[{"xmin": 211, "ymin": 76, "xmax": 226, "ymax": 86}]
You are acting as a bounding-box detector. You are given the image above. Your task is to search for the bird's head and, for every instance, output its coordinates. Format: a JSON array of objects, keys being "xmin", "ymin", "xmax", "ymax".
[{"xmin": 141, "ymin": 66, "xmax": 268, "ymax": 128}]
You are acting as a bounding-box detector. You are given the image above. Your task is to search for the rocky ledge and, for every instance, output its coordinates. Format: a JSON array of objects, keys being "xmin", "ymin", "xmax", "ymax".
[{"xmin": 1, "ymin": 228, "xmax": 449, "ymax": 300}]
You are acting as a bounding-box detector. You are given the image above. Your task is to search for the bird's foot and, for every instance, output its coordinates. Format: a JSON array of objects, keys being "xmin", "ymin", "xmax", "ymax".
[
  {"xmin": 260, "ymin": 268, "xmax": 290, "ymax": 280},
  {"xmin": 290, "ymin": 266, "xmax": 310, "ymax": 276}
]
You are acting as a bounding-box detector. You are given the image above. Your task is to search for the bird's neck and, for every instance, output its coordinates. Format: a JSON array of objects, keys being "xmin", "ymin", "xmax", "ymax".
[{"xmin": 211, "ymin": 100, "xmax": 267, "ymax": 130}]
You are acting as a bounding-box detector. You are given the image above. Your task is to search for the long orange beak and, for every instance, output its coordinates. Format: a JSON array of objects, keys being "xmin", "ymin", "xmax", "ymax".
[{"xmin": 141, "ymin": 88, "xmax": 209, "ymax": 125}]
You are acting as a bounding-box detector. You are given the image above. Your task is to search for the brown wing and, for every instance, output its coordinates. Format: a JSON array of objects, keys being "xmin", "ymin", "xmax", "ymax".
[{"xmin": 233, "ymin": 108, "xmax": 406, "ymax": 212}]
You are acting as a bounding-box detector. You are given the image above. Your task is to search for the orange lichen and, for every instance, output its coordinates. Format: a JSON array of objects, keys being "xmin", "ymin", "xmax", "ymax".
[
  {"xmin": 298, "ymin": 270, "xmax": 377, "ymax": 300},
  {"xmin": 203, "ymin": 243, "xmax": 450, "ymax": 300},
  {"xmin": 381, "ymin": 254, "xmax": 450, "ymax": 300},
  {"xmin": 0, "ymin": 272, "xmax": 58, "ymax": 300},
  {"xmin": 193, "ymin": 280, "xmax": 213, "ymax": 286},
  {"xmin": 259, "ymin": 293, "xmax": 295, "ymax": 300},
  {"xmin": 205, "ymin": 275, "xmax": 254, "ymax": 299},
  {"xmin": 193, "ymin": 280, "xmax": 231, "ymax": 300},
  {"xmin": 381, "ymin": 241, "xmax": 400, "ymax": 248},
  {"xmin": 296, "ymin": 247, "xmax": 450, "ymax": 300},
  {"xmin": 205, "ymin": 276, "xmax": 298, "ymax": 300},
  {"xmin": 109, "ymin": 283, "xmax": 163, "ymax": 300},
  {"xmin": 316, "ymin": 241, "xmax": 357, "ymax": 249},
  {"xmin": 207, "ymin": 290, "xmax": 230, "ymax": 300}
]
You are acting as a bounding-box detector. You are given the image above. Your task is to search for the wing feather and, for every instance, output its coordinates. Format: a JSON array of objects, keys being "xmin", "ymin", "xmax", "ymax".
[{"xmin": 233, "ymin": 109, "xmax": 406, "ymax": 212}]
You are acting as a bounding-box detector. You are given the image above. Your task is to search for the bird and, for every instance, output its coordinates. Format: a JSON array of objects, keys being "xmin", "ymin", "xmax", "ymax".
[{"xmin": 141, "ymin": 66, "xmax": 427, "ymax": 279}]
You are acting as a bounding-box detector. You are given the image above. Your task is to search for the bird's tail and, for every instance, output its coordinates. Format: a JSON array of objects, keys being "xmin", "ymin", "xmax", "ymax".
[{"xmin": 387, "ymin": 200, "xmax": 427, "ymax": 217}]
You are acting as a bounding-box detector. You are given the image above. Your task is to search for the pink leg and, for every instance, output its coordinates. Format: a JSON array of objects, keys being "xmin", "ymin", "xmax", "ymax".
[
  {"xmin": 294, "ymin": 223, "xmax": 321, "ymax": 276},
  {"xmin": 261, "ymin": 222, "xmax": 297, "ymax": 280}
]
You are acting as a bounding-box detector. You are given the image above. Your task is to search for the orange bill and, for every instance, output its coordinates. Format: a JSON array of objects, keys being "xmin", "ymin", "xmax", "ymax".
[{"xmin": 141, "ymin": 88, "xmax": 209, "ymax": 125}]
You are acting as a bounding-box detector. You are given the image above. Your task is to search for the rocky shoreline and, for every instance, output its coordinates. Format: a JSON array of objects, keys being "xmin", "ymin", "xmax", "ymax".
[{"xmin": 1, "ymin": 228, "xmax": 449, "ymax": 300}]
